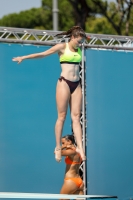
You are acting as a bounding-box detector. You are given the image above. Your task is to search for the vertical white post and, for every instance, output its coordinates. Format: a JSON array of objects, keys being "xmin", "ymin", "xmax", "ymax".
[
  {"xmin": 52, "ymin": 0, "xmax": 59, "ymax": 31},
  {"xmin": 81, "ymin": 44, "xmax": 86, "ymax": 194}
]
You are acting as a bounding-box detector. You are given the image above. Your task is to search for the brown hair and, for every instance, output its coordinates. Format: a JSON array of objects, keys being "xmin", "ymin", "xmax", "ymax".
[
  {"xmin": 62, "ymin": 134, "xmax": 77, "ymax": 146},
  {"xmin": 55, "ymin": 26, "xmax": 87, "ymax": 39}
]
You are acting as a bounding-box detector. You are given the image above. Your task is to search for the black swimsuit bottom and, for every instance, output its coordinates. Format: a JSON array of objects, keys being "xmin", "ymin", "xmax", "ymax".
[{"xmin": 59, "ymin": 76, "xmax": 80, "ymax": 94}]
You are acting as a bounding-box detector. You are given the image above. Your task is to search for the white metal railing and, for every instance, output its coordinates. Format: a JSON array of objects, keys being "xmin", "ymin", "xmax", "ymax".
[{"xmin": 1, "ymin": 27, "xmax": 133, "ymax": 50}]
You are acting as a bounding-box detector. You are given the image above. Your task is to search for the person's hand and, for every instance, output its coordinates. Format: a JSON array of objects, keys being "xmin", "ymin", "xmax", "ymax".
[{"xmin": 12, "ymin": 57, "xmax": 23, "ymax": 64}]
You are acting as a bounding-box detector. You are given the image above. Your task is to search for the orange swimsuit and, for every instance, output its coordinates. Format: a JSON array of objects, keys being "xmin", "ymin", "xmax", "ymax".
[
  {"xmin": 65, "ymin": 177, "xmax": 83, "ymax": 188},
  {"xmin": 65, "ymin": 155, "xmax": 82, "ymax": 165},
  {"xmin": 64, "ymin": 155, "xmax": 83, "ymax": 188}
]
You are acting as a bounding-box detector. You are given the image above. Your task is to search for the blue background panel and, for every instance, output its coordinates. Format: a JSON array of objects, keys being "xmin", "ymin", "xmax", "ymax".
[
  {"xmin": 0, "ymin": 43, "xmax": 71, "ymax": 193},
  {"xmin": 86, "ymin": 49, "xmax": 133, "ymax": 199}
]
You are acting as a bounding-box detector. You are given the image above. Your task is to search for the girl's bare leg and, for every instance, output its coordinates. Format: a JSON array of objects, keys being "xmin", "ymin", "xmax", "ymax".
[
  {"xmin": 55, "ymin": 80, "xmax": 70, "ymax": 162},
  {"xmin": 70, "ymin": 85, "xmax": 86, "ymax": 160}
]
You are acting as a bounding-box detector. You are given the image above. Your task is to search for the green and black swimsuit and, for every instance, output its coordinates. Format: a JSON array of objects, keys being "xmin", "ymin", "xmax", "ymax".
[{"xmin": 59, "ymin": 43, "xmax": 82, "ymax": 94}]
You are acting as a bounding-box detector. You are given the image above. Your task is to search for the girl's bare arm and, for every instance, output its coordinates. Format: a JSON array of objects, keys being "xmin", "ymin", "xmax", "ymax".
[
  {"xmin": 12, "ymin": 43, "xmax": 65, "ymax": 64},
  {"xmin": 61, "ymin": 148, "xmax": 76, "ymax": 156}
]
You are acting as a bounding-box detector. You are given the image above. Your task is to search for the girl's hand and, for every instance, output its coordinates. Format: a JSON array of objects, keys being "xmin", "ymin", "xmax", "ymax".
[{"xmin": 12, "ymin": 57, "xmax": 23, "ymax": 64}]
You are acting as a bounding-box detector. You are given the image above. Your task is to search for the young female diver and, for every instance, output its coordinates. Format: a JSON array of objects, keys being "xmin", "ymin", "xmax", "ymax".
[
  {"xmin": 12, "ymin": 26, "xmax": 87, "ymax": 162},
  {"xmin": 60, "ymin": 134, "xmax": 84, "ymax": 196}
]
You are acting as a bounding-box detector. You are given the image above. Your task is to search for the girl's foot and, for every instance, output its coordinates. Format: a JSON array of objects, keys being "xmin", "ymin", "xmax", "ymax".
[
  {"xmin": 55, "ymin": 147, "xmax": 61, "ymax": 162},
  {"xmin": 76, "ymin": 147, "xmax": 86, "ymax": 161}
]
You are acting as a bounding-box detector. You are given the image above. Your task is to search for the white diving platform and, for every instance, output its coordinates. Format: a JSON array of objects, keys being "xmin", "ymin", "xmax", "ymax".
[{"xmin": 0, "ymin": 192, "xmax": 118, "ymax": 199}]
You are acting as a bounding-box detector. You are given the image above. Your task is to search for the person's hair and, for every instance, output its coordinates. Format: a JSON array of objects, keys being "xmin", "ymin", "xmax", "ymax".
[
  {"xmin": 55, "ymin": 26, "xmax": 87, "ymax": 39},
  {"xmin": 62, "ymin": 134, "xmax": 77, "ymax": 146}
]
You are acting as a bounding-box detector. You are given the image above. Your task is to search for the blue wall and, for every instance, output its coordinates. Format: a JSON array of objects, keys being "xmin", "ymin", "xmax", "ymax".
[
  {"xmin": 0, "ymin": 43, "xmax": 71, "ymax": 193},
  {"xmin": 1, "ymin": 43, "xmax": 133, "ymax": 199},
  {"xmin": 86, "ymin": 49, "xmax": 133, "ymax": 200}
]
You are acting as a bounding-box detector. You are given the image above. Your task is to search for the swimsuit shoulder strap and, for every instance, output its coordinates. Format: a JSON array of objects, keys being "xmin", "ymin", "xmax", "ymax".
[{"xmin": 65, "ymin": 42, "xmax": 69, "ymax": 50}]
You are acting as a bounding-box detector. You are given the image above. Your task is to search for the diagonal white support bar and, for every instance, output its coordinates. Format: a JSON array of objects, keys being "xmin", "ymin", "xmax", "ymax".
[{"xmin": 0, "ymin": 192, "xmax": 118, "ymax": 199}]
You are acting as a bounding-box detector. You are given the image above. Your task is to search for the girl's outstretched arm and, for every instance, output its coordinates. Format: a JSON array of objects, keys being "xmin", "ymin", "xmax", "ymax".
[
  {"xmin": 12, "ymin": 43, "xmax": 65, "ymax": 64},
  {"xmin": 61, "ymin": 148, "xmax": 76, "ymax": 156}
]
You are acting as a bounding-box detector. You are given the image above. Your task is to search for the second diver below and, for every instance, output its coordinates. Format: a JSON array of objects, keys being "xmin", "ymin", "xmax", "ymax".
[{"xmin": 59, "ymin": 134, "xmax": 84, "ymax": 195}]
